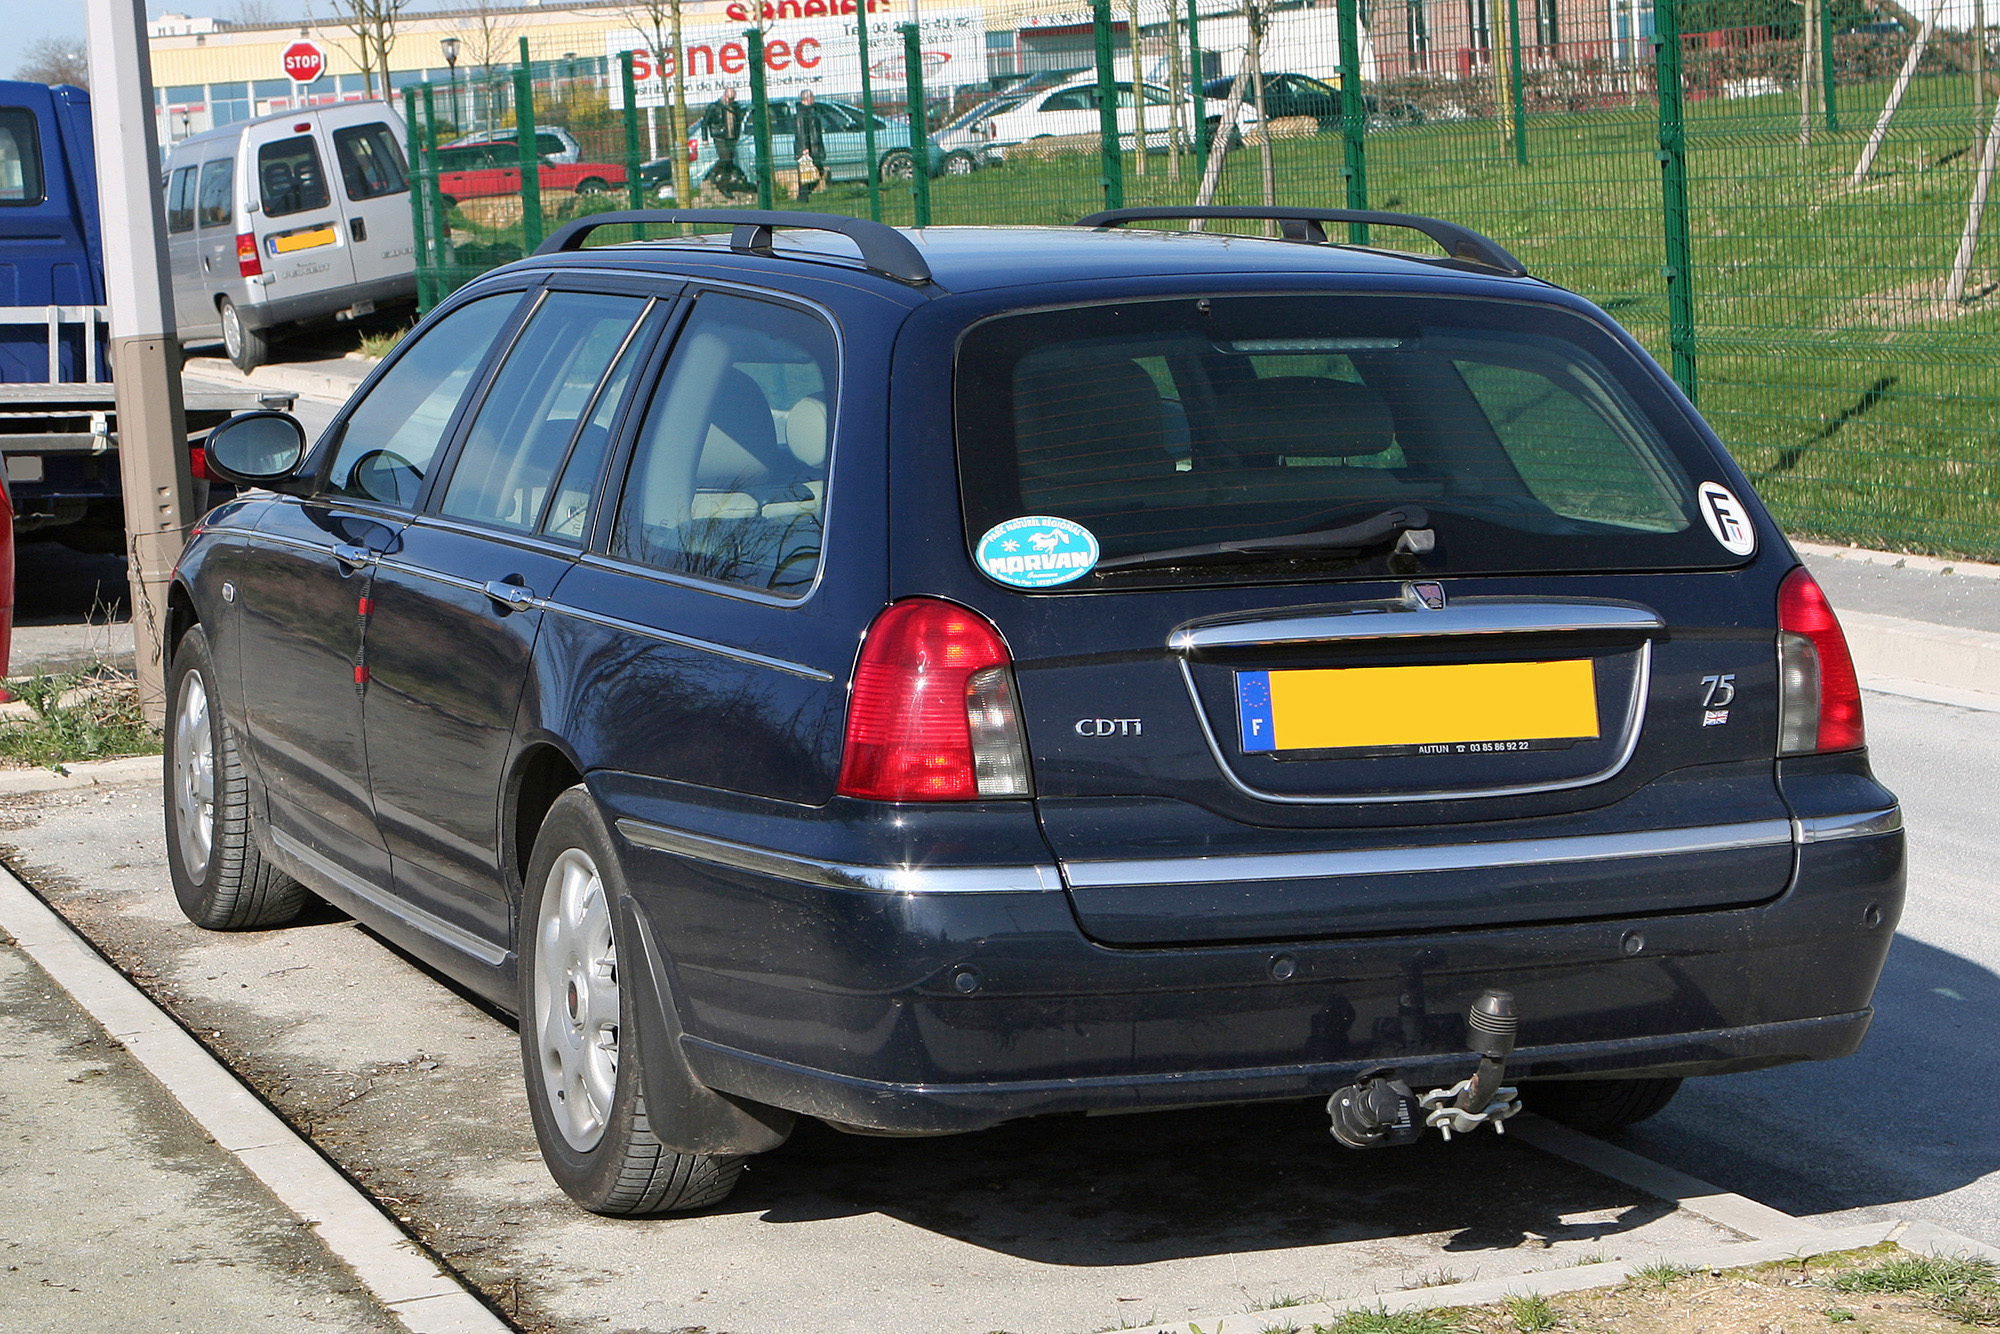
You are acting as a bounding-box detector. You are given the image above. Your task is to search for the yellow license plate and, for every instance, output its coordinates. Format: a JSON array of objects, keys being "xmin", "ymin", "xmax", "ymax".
[
  {"xmin": 270, "ymin": 226, "xmax": 337, "ymax": 254},
  {"xmin": 1236, "ymin": 660, "xmax": 1600, "ymax": 754}
]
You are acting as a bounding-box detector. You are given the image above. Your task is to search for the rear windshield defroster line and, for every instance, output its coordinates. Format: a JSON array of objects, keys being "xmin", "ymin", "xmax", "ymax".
[{"xmin": 953, "ymin": 294, "xmax": 1742, "ymax": 589}]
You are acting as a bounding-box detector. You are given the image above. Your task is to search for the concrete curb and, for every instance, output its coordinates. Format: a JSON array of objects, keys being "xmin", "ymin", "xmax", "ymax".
[
  {"xmin": 0, "ymin": 865, "xmax": 514, "ymax": 1334},
  {"xmin": 1132, "ymin": 1218, "xmax": 2000, "ymax": 1334},
  {"xmin": 1795, "ymin": 539, "xmax": 2000, "ymax": 581},
  {"xmin": 0, "ymin": 754, "xmax": 161, "ymax": 794},
  {"xmin": 1842, "ymin": 610, "xmax": 2000, "ymax": 705},
  {"xmin": 183, "ymin": 357, "xmax": 368, "ymax": 404}
]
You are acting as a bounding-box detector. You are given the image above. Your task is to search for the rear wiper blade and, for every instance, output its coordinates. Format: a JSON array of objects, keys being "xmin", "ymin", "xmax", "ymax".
[{"xmin": 1094, "ymin": 507, "xmax": 1432, "ymax": 573}]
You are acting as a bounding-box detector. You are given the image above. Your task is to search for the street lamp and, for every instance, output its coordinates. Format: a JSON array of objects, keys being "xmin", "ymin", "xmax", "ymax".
[{"xmin": 440, "ymin": 36, "xmax": 461, "ymax": 134}]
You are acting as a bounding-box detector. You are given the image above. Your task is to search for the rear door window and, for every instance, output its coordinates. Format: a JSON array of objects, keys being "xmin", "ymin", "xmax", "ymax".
[
  {"xmin": 332, "ymin": 123, "xmax": 407, "ymax": 200},
  {"xmin": 0, "ymin": 108, "xmax": 43, "ymax": 205},
  {"xmin": 609, "ymin": 293, "xmax": 837, "ymax": 597},
  {"xmin": 440, "ymin": 291, "xmax": 652, "ymax": 533},
  {"xmin": 322, "ymin": 293, "xmax": 521, "ymax": 507},
  {"xmin": 196, "ymin": 158, "xmax": 234, "ymax": 229},
  {"xmin": 258, "ymin": 135, "xmax": 332, "ymax": 217},
  {"xmin": 166, "ymin": 165, "xmax": 198, "ymax": 232},
  {"xmin": 955, "ymin": 295, "xmax": 1719, "ymax": 585}
]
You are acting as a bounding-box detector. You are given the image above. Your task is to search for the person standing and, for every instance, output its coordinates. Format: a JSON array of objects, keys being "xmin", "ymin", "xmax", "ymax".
[
  {"xmin": 794, "ymin": 89, "xmax": 828, "ymax": 202},
  {"xmin": 700, "ymin": 87, "xmax": 752, "ymax": 198}
]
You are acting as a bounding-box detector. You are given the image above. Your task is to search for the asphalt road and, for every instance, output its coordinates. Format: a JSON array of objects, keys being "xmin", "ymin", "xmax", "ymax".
[{"xmin": 1622, "ymin": 690, "xmax": 2000, "ymax": 1245}]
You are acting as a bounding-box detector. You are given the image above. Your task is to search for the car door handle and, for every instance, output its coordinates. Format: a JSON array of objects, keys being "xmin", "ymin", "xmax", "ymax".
[
  {"xmin": 350, "ymin": 217, "xmax": 367, "ymax": 242},
  {"xmin": 483, "ymin": 580, "xmax": 538, "ymax": 611},
  {"xmin": 334, "ymin": 544, "xmax": 374, "ymax": 570}
]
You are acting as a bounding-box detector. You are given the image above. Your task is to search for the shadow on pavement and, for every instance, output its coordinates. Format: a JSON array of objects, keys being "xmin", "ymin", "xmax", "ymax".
[{"xmin": 1622, "ymin": 931, "xmax": 2000, "ymax": 1223}]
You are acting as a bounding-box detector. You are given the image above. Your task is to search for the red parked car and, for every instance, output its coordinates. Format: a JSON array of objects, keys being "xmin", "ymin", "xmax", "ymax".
[{"xmin": 432, "ymin": 143, "xmax": 626, "ymax": 206}]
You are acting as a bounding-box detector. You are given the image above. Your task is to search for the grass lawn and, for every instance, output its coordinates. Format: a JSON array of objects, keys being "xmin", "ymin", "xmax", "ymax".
[{"xmin": 432, "ymin": 65, "xmax": 2000, "ymax": 560}]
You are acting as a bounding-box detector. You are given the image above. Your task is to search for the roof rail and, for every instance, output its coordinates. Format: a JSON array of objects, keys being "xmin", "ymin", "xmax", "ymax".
[
  {"xmin": 534, "ymin": 210, "xmax": 933, "ymax": 285},
  {"xmin": 1075, "ymin": 207, "xmax": 1528, "ymax": 278}
]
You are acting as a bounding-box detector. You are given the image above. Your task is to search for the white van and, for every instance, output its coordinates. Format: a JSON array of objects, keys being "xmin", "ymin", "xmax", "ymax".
[{"xmin": 162, "ymin": 101, "xmax": 416, "ymax": 371}]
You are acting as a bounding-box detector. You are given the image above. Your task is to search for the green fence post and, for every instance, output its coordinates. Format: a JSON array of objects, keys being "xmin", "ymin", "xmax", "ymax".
[
  {"xmin": 746, "ymin": 28, "xmax": 776, "ymax": 210},
  {"xmin": 858, "ymin": 8, "xmax": 881, "ymax": 221},
  {"xmin": 1654, "ymin": 0, "xmax": 1697, "ymax": 402},
  {"xmin": 404, "ymin": 88, "xmax": 433, "ymax": 314},
  {"xmin": 516, "ymin": 40, "xmax": 543, "ymax": 252},
  {"xmin": 1336, "ymin": 0, "xmax": 1368, "ymax": 241},
  {"xmin": 1508, "ymin": 0, "xmax": 1529, "ymax": 164},
  {"xmin": 1819, "ymin": 0, "xmax": 1839, "ymax": 132},
  {"xmin": 1187, "ymin": 0, "xmax": 1207, "ymax": 183},
  {"xmin": 621, "ymin": 51, "xmax": 645, "ymax": 230},
  {"xmin": 421, "ymin": 83, "xmax": 450, "ymax": 287},
  {"xmin": 901, "ymin": 23, "xmax": 933, "ymax": 224},
  {"xmin": 1091, "ymin": 0, "xmax": 1124, "ymax": 210}
]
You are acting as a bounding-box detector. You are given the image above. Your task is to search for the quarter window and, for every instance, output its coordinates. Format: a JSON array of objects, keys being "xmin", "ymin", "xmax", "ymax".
[
  {"xmin": 441, "ymin": 291, "xmax": 650, "ymax": 533},
  {"xmin": 322, "ymin": 294, "xmax": 519, "ymax": 507},
  {"xmin": 610, "ymin": 294, "xmax": 837, "ymax": 597},
  {"xmin": 166, "ymin": 166, "xmax": 197, "ymax": 233},
  {"xmin": 257, "ymin": 135, "xmax": 331, "ymax": 217},
  {"xmin": 0, "ymin": 108, "xmax": 44, "ymax": 205},
  {"xmin": 332, "ymin": 123, "xmax": 408, "ymax": 200},
  {"xmin": 196, "ymin": 158, "xmax": 234, "ymax": 229}
]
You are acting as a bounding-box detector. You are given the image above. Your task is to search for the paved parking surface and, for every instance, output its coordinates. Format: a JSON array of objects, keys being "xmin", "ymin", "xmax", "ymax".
[{"xmin": 0, "ymin": 784, "xmax": 1740, "ymax": 1334}]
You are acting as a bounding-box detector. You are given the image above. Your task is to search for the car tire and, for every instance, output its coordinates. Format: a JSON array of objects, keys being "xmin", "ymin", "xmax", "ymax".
[
  {"xmin": 519, "ymin": 789, "xmax": 746, "ymax": 1216},
  {"xmin": 943, "ymin": 150, "xmax": 978, "ymax": 176},
  {"xmin": 1528, "ymin": 1077, "xmax": 1683, "ymax": 1132},
  {"xmin": 165, "ymin": 625, "xmax": 309, "ymax": 931},
  {"xmin": 575, "ymin": 177, "xmax": 610, "ymax": 196},
  {"xmin": 218, "ymin": 297, "xmax": 268, "ymax": 374},
  {"xmin": 877, "ymin": 148, "xmax": 915, "ymax": 181}
]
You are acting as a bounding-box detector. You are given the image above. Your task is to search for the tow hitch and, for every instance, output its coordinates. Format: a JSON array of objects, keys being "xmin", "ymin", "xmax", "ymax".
[{"xmin": 1327, "ymin": 989, "xmax": 1523, "ymax": 1149}]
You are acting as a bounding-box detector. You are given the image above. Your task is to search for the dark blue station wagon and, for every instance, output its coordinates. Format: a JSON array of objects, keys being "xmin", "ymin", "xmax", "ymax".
[{"xmin": 170, "ymin": 208, "xmax": 1904, "ymax": 1215}]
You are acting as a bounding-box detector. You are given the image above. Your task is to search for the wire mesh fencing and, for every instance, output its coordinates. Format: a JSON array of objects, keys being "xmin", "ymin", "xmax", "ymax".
[{"xmin": 402, "ymin": 0, "xmax": 2000, "ymax": 560}]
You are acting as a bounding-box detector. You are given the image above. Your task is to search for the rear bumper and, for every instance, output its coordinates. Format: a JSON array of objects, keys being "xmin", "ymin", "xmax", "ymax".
[
  {"xmin": 604, "ymin": 781, "xmax": 1904, "ymax": 1134},
  {"xmin": 232, "ymin": 274, "xmax": 417, "ymax": 332}
]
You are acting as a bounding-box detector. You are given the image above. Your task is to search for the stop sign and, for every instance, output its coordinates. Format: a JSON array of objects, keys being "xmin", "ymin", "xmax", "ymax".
[{"xmin": 282, "ymin": 41, "xmax": 327, "ymax": 85}]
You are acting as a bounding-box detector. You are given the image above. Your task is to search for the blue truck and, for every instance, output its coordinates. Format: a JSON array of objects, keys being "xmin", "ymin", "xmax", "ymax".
[{"xmin": 1, "ymin": 79, "xmax": 288, "ymax": 555}]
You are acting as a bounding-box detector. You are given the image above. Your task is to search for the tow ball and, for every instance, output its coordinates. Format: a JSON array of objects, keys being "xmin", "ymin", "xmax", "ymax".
[{"xmin": 1327, "ymin": 989, "xmax": 1524, "ymax": 1149}]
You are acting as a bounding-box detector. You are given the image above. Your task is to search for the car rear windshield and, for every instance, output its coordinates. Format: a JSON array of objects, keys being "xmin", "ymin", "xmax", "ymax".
[
  {"xmin": 0, "ymin": 108, "xmax": 43, "ymax": 206},
  {"xmin": 954, "ymin": 293, "xmax": 1737, "ymax": 586}
]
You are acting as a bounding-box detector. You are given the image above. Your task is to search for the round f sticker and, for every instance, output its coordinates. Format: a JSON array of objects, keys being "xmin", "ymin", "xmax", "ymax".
[{"xmin": 1697, "ymin": 482, "xmax": 1756, "ymax": 557}]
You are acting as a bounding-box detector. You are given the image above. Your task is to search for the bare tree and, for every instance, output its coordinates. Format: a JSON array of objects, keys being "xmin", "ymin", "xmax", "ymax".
[
  {"xmin": 16, "ymin": 36, "xmax": 88, "ymax": 88},
  {"xmin": 448, "ymin": 0, "xmax": 526, "ymax": 135},
  {"xmin": 226, "ymin": 0, "xmax": 282, "ymax": 27},
  {"xmin": 618, "ymin": 0, "xmax": 693, "ymax": 203},
  {"xmin": 314, "ymin": 0, "xmax": 414, "ymax": 98}
]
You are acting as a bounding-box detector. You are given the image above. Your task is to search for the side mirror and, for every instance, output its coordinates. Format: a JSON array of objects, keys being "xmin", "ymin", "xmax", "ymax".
[{"xmin": 204, "ymin": 410, "xmax": 308, "ymax": 488}]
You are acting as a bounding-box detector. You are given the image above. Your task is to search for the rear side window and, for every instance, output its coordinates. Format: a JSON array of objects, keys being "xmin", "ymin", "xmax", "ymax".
[
  {"xmin": 323, "ymin": 294, "xmax": 519, "ymax": 506},
  {"xmin": 440, "ymin": 291, "xmax": 650, "ymax": 533},
  {"xmin": 610, "ymin": 293, "xmax": 837, "ymax": 597},
  {"xmin": 166, "ymin": 166, "xmax": 197, "ymax": 233},
  {"xmin": 0, "ymin": 108, "xmax": 43, "ymax": 205},
  {"xmin": 196, "ymin": 158, "xmax": 234, "ymax": 229},
  {"xmin": 332, "ymin": 123, "xmax": 407, "ymax": 200},
  {"xmin": 258, "ymin": 135, "xmax": 331, "ymax": 217},
  {"xmin": 955, "ymin": 295, "xmax": 1719, "ymax": 585}
]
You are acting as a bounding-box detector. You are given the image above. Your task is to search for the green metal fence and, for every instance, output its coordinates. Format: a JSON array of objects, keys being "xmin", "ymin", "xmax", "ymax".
[{"xmin": 405, "ymin": 4, "xmax": 2000, "ymax": 561}]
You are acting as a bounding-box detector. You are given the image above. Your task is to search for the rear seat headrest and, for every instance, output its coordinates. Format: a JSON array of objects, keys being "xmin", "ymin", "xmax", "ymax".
[
  {"xmin": 786, "ymin": 396, "xmax": 828, "ymax": 469},
  {"xmin": 1216, "ymin": 376, "xmax": 1397, "ymax": 458}
]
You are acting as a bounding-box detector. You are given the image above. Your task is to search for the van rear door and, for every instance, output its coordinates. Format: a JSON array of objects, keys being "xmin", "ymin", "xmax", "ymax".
[
  {"xmin": 248, "ymin": 120, "xmax": 355, "ymax": 306},
  {"xmin": 324, "ymin": 107, "xmax": 413, "ymax": 299}
]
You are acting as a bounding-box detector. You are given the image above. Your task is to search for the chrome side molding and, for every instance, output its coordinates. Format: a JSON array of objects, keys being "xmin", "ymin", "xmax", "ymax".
[
  {"xmin": 1793, "ymin": 808, "xmax": 1903, "ymax": 844},
  {"xmin": 1170, "ymin": 598, "xmax": 1664, "ymax": 653},
  {"xmin": 1059, "ymin": 818, "xmax": 1795, "ymax": 890},
  {"xmin": 615, "ymin": 818, "xmax": 1063, "ymax": 895},
  {"xmin": 270, "ymin": 828, "xmax": 509, "ymax": 966}
]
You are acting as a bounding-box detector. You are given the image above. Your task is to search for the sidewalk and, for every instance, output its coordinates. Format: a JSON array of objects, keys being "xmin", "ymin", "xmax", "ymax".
[{"xmin": 0, "ymin": 932, "xmax": 400, "ymax": 1332}]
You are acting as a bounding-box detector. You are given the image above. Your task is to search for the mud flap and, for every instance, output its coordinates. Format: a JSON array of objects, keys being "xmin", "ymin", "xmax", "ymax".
[{"xmin": 618, "ymin": 895, "xmax": 795, "ymax": 1156}]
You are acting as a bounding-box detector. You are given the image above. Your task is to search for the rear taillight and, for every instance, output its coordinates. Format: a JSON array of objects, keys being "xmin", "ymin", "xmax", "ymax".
[
  {"xmin": 837, "ymin": 598, "xmax": 1032, "ymax": 801},
  {"xmin": 237, "ymin": 233, "xmax": 262, "ymax": 277},
  {"xmin": 1777, "ymin": 566, "xmax": 1864, "ymax": 755},
  {"xmin": 687, "ymin": 137, "xmax": 699, "ymax": 162},
  {"xmin": 188, "ymin": 444, "xmax": 209, "ymax": 480}
]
